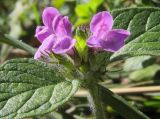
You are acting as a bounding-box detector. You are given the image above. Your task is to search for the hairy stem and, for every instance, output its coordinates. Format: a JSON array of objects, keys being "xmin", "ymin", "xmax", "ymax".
[
  {"xmin": 0, "ymin": 34, "xmax": 36, "ymax": 55},
  {"xmin": 87, "ymin": 83, "xmax": 106, "ymax": 119}
]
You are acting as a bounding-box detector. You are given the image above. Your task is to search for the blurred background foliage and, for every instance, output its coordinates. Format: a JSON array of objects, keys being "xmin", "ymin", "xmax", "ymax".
[{"xmin": 0, "ymin": 0, "xmax": 160, "ymax": 119}]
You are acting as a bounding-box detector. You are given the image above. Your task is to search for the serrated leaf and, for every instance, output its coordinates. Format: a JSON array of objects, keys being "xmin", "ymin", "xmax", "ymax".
[
  {"xmin": 0, "ymin": 58, "xmax": 80, "ymax": 119},
  {"xmin": 110, "ymin": 7, "xmax": 160, "ymax": 60}
]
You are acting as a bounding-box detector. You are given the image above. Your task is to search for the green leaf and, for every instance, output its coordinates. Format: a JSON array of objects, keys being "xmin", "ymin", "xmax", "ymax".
[
  {"xmin": 123, "ymin": 56, "xmax": 152, "ymax": 72},
  {"xmin": 75, "ymin": 28, "xmax": 88, "ymax": 62},
  {"xmin": 52, "ymin": 0, "xmax": 65, "ymax": 9},
  {"xmin": 91, "ymin": 0, "xmax": 104, "ymax": 10},
  {"xmin": 75, "ymin": 4, "xmax": 92, "ymax": 18},
  {"xmin": 75, "ymin": 0, "xmax": 103, "ymax": 18},
  {"xmin": 129, "ymin": 64, "xmax": 160, "ymax": 81},
  {"xmin": 0, "ymin": 44, "xmax": 13, "ymax": 62},
  {"xmin": 110, "ymin": 7, "xmax": 160, "ymax": 60},
  {"xmin": 99, "ymin": 84, "xmax": 149, "ymax": 119},
  {"xmin": 75, "ymin": 0, "xmax": 103, "ymax": 26},
  {"xmin": 31, "ymin": 3, "xmax": 40, "ymax": 25},
  {"xmin": 144, "ymin": 100, "xmax": 160, "ymax": 108},
  {"xmin": 74, "ymin": 18, "xmax": 90, "ymax": 28},
  {"xmin": 89, "ymin": 52, "xmax": 111, "ymax": 72},
  {"xmin": 75, "ymin": 4, "xmax": 91, "ymax": 26},
  {"xmin": 0, "ymin": 58, "xmax": 80, "ymax": 119}
]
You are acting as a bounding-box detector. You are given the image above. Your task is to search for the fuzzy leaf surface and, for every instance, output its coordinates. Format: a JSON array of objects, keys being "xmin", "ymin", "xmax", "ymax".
[
  {"xmin": 0, "ymin": 58, "xmax": 80, "ymax": 119},
  {"xmin": 111, "ymin": 8, "xmax": 160, "ymax": 60}
]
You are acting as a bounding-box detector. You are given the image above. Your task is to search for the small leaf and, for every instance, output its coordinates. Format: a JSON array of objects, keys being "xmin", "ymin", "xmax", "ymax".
[
  {"xmin": 75, "ymin": 0, "xmax": 103, "ymax": 26},
  {"xmin": 75, "ymin": 28, "xmax": 88, "ymax": 62},
  {"xmin": 0, "ymin": 58, "xmax": 80, "ymax": 118},
  {"xmin": 110, "ymin": 7, "xmax": 160, "ymax": 60},
  {"xmin": 123, "ymin": 56, "xmax": 152, "ymax": 72},
  {"xmin": 52, "ymin": 0, "xmax": 65, "ymax": 9},
  {"xmin": 31, "ymin": 3, "xmax": 40, "ymax": 25},
  {"xmin": 0, "ymin": 44, "xmax": 13, "ymax": 62},
  {"xmin": 75, "ymin": 4, "xmax": 92, "ymax": 18},
  {"xmin": 129, "ymin": 64, "xmax": 160, "ymax": 81}
]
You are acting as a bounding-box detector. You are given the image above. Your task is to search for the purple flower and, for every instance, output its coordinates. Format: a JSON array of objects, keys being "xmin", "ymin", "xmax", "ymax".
[
  {"xmin": 87, "ymin": 11, "xmax": 131, "ymax": 52},
  {"xmin": 34, "ymin": 7, "xmax": 76, "ymax": 59}
]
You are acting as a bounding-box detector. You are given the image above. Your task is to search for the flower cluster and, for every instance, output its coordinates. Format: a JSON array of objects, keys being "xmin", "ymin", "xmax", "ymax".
[
  {"xmin": 34, "ymin": 7, "xmax": 130, "ymax": 59},
  {"xmin": 34, "ymin": 7, "xmax": 76, "ymax": 59}
]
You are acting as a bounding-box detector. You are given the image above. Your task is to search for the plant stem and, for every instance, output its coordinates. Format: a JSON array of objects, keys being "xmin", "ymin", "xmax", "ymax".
[
  {"xmin": 0, "ymin": 34, "xmax": 36, "ymax": 55},
  {"xmin": 87, "ymin": 83, "xmax": 106, "ymax": 119}
]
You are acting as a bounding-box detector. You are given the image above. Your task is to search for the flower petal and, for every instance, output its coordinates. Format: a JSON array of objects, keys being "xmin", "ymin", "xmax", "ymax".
[
  {"xmin": 35, "ymin": 26, "xmax": 50, "ymax": 43},
  {"xmin": 34, "ymin": 35, "xmax": 56, "ymax": 59},
  {"xmin": 90, "ymin": 11, "xmax": 113, "ymax": 35},
  {"xmin": 52, "ymin": 16, "xmax": 72, "ymax": 37},
  {"xmin": 100, "ymin": 29, "xmax": 131, "ymax": 52},
  {"xmin": 42, "ymin": 7, "xmax": 60, "ymax": 28},
  {"xmin": 87, "ymin": 36, "xmax": 101, "ymax": 48},
  {"xmin": 53, "ymin": 36, "xmax": 76, "ymax": 54}
]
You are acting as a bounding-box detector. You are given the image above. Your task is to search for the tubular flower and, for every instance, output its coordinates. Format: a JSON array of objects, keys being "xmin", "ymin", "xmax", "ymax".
[
  {"xmin": 87, "ymin": 11, "xmax": 131, "ymax": 52},
  {"xmin": 34, "ymin": 7, "xmax": 76, "ymax": 59}
]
